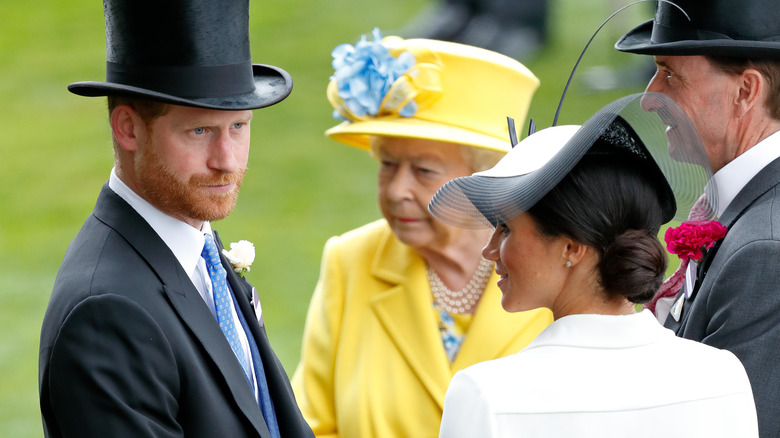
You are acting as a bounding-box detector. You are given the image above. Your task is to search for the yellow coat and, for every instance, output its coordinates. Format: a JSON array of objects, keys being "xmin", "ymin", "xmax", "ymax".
[{"xmin": 292, "ymin": 220, "xmax": 552, "ymax": 438}]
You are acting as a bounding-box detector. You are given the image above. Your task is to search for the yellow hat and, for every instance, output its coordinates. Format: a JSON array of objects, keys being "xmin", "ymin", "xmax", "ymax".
[{"xmin": 325, "ymin": 31, "xmax": 540, "ymax": 153}]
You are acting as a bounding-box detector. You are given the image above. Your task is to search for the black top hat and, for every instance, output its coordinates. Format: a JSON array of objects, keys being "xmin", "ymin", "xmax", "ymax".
[
  {"xmin": 68, "ymin": 0, "xmax": 292, "ymax": 110},
  {"xmin": 615, "ymin": 0, "xmax": 780, "ymax": 58}
]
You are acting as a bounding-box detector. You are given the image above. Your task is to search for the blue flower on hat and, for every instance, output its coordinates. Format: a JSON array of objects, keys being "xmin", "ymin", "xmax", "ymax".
[{"xmin": 330, "ymin": 28, "xmax": 418, "ymax": 121}]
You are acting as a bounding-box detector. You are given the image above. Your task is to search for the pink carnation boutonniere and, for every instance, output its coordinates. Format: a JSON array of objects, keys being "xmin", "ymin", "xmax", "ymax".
[{"xmin": 664, "ymin": 220, "xmax": 728, "ymax": 262}]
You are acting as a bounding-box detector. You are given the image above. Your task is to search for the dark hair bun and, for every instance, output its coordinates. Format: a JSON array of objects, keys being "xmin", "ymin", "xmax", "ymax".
[{"xmin": 599, "ymin": 229, "xmax": 667, "ymax": 303}]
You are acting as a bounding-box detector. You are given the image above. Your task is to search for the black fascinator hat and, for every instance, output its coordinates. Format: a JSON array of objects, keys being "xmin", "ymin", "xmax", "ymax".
[
  {"xmin": 68, "ymin": 0, "xmax": 292, "ymax": 110},
  {"xmin": 616, "ymin": 0, "xmax": 780, "ymax": 58},
  {"xmin": 428, "ymin": 93, "xmax": 718, "ymax": 229}
]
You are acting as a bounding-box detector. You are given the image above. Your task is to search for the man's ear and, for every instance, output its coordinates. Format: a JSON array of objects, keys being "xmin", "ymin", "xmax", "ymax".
[
  {"xmin": 111, "ymin": 105, "xmax": 144, "ymax": 151},
  {"xmin": 734, "ymin": 68, "xmax": 764, "ymax": 118}
]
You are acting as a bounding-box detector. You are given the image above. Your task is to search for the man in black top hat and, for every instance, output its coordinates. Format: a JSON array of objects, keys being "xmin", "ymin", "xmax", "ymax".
[
  {"xmin": 38, "ymin": 1, "xmax": 314, "ymax": 437},
  {"xmin": 617, "ymin": 1, "xmax": 780, "ymax": 436}
]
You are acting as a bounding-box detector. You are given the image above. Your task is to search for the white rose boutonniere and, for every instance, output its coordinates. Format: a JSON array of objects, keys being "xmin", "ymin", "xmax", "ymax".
[{"xmin": 222, "ymin": 240, "xmax": 255, "ymax": 276}]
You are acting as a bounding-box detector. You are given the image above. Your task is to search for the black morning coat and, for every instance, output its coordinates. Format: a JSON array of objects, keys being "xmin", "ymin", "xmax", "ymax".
[{"xmin": 39, "ymin": 183, "xmax": 314, "ymax": 438}]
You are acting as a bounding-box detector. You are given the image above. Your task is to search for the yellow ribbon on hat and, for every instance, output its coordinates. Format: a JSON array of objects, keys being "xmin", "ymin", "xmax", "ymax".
[{"xmin": 379, "ymin": 62, "xmax": 443, "ymax": 116}]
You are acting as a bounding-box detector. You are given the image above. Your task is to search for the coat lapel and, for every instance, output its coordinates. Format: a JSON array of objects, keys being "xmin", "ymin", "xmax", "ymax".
[
  {"xmin": 366, "ymin": 228, "xmax": 549, "ymax": 409},
  {"xmin": 452, "ymin": 280, "xmax": 546, "ymax": 373},
  {"xmin": 719, "ymin": 156, "xmax": 780, "ymax": 229},
  {"xmin": 93, "ymin": 185, "xmax": 269, "ymax": 436},
  {"xmin": 368, "ymin": 229, "xmax": 452, "ymax": 409},
  {"xmin": 163, "ymin": 283, "xmax": 271, "ymax": 436},
  {"xmin": 666, "ymin": 246, "xmax": 718, "ymax": 331},
  {"xmin": 217, "ymin": 232, "xmax": 312, "ymax": 437}
]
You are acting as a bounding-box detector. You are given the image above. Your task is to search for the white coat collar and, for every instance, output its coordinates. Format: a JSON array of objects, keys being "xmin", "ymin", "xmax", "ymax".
[{"xmin": 524, "ymin": 310, "xmax": 669, "ymax": 351}]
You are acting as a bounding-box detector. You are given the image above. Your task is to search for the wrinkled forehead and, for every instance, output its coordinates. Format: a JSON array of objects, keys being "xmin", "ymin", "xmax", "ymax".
[{"xmin": 371, "ymin": 135, "xmax": 467, "ymax": 162}]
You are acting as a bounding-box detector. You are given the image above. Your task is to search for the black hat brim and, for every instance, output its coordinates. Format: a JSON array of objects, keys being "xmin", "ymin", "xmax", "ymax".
[
  {"xmin": 68, "ymin": 64, "xmax": 292, "ymax": 110},
  {"xmin": 616, "ymin": 20, "xmax": 780, "ymax": 59}
]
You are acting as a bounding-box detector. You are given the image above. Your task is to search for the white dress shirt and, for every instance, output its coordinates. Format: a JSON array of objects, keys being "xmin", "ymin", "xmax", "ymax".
[
  {"xmin": 109, "ymin": 168, "xmax": 258, "ymax": 399},
  {"xmin": 711, "ymin": 129, "xmax": 780, "ymax": 219},
  {"xmin": 439, "ymin": 311, "xmax": 757, "ymax": 437}
]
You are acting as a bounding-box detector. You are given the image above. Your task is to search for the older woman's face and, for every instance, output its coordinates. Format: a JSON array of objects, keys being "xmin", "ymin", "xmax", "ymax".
[
  {"xmin": 375, "ymin": 137, "xmax": 474, "ymax": 251},
  {"xmin": 482, "ymin": 213, "xmax": 568, "ymax": 313}
]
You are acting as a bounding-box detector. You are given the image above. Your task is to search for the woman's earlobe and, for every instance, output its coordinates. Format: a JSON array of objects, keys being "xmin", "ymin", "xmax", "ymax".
[{"xmin": 562, "ymin": 239, "xmax": 589, "ymax": 266}]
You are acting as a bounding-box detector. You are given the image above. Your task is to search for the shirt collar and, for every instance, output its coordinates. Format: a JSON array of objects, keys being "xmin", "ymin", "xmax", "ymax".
[
  {"xmin": 108, "ymin": 168, "xmax": 211, "ymax": 281},
  {"xmin": 711, "ymin": 129, "xmax": 780, "ymax": 218}
]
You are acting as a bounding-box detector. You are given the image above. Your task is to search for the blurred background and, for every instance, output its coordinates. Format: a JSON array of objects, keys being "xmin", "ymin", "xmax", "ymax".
[{"xmin": 0, "ymin": 0, "xmax": 656, "ymax": 435}]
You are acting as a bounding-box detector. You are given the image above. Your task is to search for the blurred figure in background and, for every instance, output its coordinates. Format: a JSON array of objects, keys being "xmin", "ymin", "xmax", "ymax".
[
  {"xmin": 399, "ymin": 0, "xmax": 549, "ymax": 61},
  {"xmin": 580, "ymin": 0, "xmax": 657, "ymax": 92},
  {"xmin": 292, "ymin": 30, "xmax": 552, "ymax": 438}
]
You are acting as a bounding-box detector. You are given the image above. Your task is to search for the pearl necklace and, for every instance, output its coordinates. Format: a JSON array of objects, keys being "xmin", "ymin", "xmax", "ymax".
[{"xmin": 428, "ymin": 258, "xmax": 493, "ymax": 314}]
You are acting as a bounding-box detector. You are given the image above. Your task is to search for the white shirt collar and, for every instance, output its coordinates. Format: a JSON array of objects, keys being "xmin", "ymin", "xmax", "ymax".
[
  {"xmin": 711, "ymin": 130, "xmax": 780, "ymax": 218},
  {"xmin": 108, "ymin": 168, "xmax": 211, "ymax": 282}
]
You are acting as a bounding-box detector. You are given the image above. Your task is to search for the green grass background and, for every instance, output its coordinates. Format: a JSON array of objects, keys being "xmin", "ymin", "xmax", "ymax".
[{"xmin": 0, "ymin": 0, "xmax": 662, "ymax": 435}]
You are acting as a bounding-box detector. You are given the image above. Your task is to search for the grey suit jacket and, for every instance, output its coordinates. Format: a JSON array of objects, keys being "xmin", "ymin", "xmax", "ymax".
[
  {"xmin": 665, "ymin": 156, "xmax": 780, "ymax": 438},
  {"xmin": 39, "ymin": 184, "xmax": 314, "ymax": 438}
]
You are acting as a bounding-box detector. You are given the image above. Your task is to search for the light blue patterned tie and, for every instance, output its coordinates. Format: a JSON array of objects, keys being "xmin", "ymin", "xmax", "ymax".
[{"xmin": 202, "ymin": 234, "xmax": 254, "ymax": 387}]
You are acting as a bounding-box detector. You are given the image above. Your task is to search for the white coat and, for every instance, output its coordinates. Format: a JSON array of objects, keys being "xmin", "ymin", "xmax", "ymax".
[{"xmin": 439, "ymin": 310, "xmax": 757, "ymax": 437}]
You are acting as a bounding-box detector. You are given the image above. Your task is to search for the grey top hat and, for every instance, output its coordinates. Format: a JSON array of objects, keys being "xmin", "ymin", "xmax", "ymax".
[
  {"xmin": 68, "ymin": 0, "xmax": 292, "ymax": 110},
  {"xmin": 615, "ymin": 0, "xmax": 780, "ymax": 58}
]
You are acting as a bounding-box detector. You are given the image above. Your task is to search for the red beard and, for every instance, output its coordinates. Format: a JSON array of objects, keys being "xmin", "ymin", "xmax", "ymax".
[{"xmin": 135, "ymin": 142, "xmax": 246, "ymax": 223}]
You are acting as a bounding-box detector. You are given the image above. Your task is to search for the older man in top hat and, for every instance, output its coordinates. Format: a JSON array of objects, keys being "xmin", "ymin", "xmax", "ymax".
[
  {"xmin": 38, "ymin": 1, "xmax": 314, "ymax": 437},
  {"xmin": 616, "ymin": 0, "xmax": 780, "ymax": 436}
]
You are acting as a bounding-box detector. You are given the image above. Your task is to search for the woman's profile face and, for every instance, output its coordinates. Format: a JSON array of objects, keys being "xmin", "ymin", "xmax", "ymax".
[
  {"xmin": 374, "ymin": 137, "xmax": 474, "ymax": 252},
  {"xmin": 483, "ymin": 213, "xmax": 569, "ymax": 313}
]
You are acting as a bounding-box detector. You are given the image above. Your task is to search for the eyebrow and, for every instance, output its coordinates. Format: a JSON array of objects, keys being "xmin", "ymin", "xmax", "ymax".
[
  {"xmin": 411, "ymin": 156, "xmax": 445, "ymax": 168},
  {"xmin": 377, "ymin": 151, "xmax": 446, "ymax": 168},
  {"xmin": 654, "ymin": 59, "xmax": 669, "ymax": 68},
  {"xmin": 183, "ymin": 114, "xmax": 253, "ymax": 128}
]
